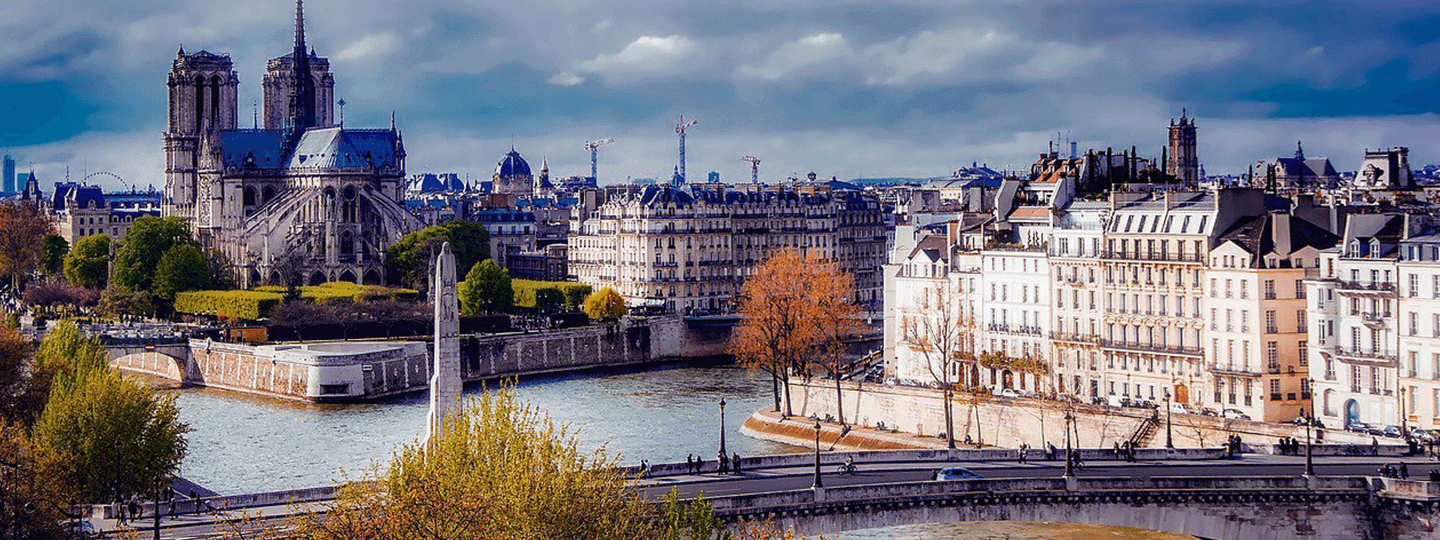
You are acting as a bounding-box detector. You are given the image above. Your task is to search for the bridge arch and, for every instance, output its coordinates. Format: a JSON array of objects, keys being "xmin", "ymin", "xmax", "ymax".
[
  {"xmin": 105, "ymin": 344, "xmax": 190, "ymax": 383},
  {"xmin": 710, "ymin": 476, "xmax": 1377, "ymax": 540}
]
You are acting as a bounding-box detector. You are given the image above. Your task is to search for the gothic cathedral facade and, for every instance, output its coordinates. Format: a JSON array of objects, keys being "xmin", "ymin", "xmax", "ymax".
[{"xmin": 162, "ymin": 0, "xmax": 420, "ymax": 288}]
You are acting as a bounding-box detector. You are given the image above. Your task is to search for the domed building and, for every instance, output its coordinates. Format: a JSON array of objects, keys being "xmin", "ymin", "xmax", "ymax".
[{"xmin": 492, "ymin": 149, "xmax": 533, "ymax": 196}]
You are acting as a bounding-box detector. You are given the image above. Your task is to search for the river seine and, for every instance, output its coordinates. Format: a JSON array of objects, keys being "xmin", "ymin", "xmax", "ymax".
[{"xmin": 172, "ymin": 360, "xmax": 1192, "ymax": 540}]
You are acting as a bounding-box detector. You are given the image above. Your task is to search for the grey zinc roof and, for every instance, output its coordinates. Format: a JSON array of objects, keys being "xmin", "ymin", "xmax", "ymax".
[
  {"xmin": 286, "ymin": 127, "xmax": 400, "ymax": 170},
  {"xmin": 219, "ymin": 130, "xmax": 287, "ymax": 169}
]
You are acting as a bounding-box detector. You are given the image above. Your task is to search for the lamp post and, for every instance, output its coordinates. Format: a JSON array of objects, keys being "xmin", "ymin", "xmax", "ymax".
[
  {"xmin": 1063, "ymin": 409, "xmax": 1075, "ymax": 477},
  {"xmin": 1165, "ymin": 387, "xmax": 1174, "ymax": 449},
  {"xmin": 1305, "ymin": 377, "xmax": 1315, "ymax": 476},
  {"xmin": 718, "ymin": 399, "xmax": 728, "ymax": 458},
  {"xmin": 812, "ymin": 420, "xmax": 823, "ymax": 489}
]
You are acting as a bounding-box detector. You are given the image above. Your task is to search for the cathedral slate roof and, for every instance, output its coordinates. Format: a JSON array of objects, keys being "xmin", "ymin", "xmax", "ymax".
[
  {"xmin": 219, "ymin": 130, "xmax": 287, "ymax": 169},
  {"xmin": 287, "ymin": 127, "xmax": 400, "ymax": 170}
]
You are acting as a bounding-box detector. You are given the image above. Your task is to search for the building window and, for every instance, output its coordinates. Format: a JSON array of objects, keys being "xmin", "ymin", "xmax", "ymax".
[
  {"xmin": 1299, "ymin": 342, "xmax": 1308, "ymax": 366},
  {"xmin": 1296, "ymin": 279, "xmax": 1306, "ymax": 299},
  {"xmin": 1265, "ymin": 310, "xmax": 1277, "ymax": 334},
  {"xmin": 1270, "ymin": 379, "xmax": 1281, "ymax": 401},
  {"xmin": 1264, "ymin": 279, "xmax": 1276, "ymax": 299},
  {"xmin": 1267, "ymin": 342, "xmax": 1279, "ymax": 373}
]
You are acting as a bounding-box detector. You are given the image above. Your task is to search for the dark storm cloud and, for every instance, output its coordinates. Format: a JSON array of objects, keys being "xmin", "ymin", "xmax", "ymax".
[{"xmin": 3, "ymin": 0, "xmax": 1440, "ymax": 187}]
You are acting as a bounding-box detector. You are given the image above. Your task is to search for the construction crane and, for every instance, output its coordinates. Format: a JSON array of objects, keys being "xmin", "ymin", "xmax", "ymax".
[
  {"xmin": 583, "ymin": 138, "xmax": 615, "ymax": 181},
  {"xmin": 741, "ymin": 155, "xmax": 761, "ymax": 183},
  {"xmin": 675, "ymin": 115, "xmax": 698, "ymax": 184}
]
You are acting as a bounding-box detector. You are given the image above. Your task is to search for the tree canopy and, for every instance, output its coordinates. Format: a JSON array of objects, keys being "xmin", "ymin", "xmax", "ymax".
[
  {"xmin": 42, "ymin": 234, "xmax": 69, "ymax": 275},
  {"xmin": 0, "ymin": 201, "xmax": 52, "ymax": 289},
  {"xmin": 285, "ymin": 384, "xmax": 725, "ymax": 540},
  {"xmin": 459, "ymin": 260, "xmax": 512, "ymax": 316},
  {"xmin": 64, "ymin": 234, "xmax": 111, "ymax": 289},
  {"xmin": 729, "ymin": 248, "xmax": 854, "ymax": 416},
  {"xmin": 153, "ymin": 244, "xmax": 213, "ymax": 301},
  {"xmin": 583, "ymin": 288, "xmax": 627, "ymax": 320},
  {"xmin": 386, "ymin": 221, "xmax": 490, "ymax": 290},
  {"xmin": 113, "ymin": 216, "xmax": 197, "ymax": 293}
]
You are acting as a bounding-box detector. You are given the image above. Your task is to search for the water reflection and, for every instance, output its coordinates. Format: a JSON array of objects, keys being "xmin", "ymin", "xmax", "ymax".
[{"xmin": 174, "ymin": 360, "xmax": 800, "ymax": 493}]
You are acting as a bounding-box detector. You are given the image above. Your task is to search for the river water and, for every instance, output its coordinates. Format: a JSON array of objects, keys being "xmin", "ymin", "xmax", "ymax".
[
  {"xmin": 172, "ymin": 361, "xmax": 1190, "ymax": 540},
  {"xmin": 174, "ymin": 360, "xmax": 797, "ymax": 493}
]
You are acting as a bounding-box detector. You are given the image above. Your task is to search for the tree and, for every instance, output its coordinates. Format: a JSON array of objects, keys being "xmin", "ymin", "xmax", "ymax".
[
  {"xmin": 21, "ymin": 280, "xmax": 100, "ymax": 310},
  {"xmin": 459, "ymin": 260, "xmax": 511, "ymax": 316},
  {"xmin": 153, "ymin": 244, "xmax": 212, "ymax": 301},
  {"xmin": 900, "ymin": 281, "xmax": 970, "ymax": 449},
  {"xmin": 729, "ymin": 248, "xmax": 839, "ymax": 417},
  {"xmin": 583, "ymin": 288, "xmax": 627, "ymax": 320},
  {"xmin": 31, "ymin": 364, "xmax": 189, "ymax": 504},
  {"xmin": 269, "ymin": 302, "xmax": 341, "ymax": 342},
  {"xmin": 0, "ymin": 328, "xmax": 33, "ymax": 423},
  {"xmin": 534, "ymin": 288, "xmax": 564, "ymax": 312},
  {"xmin": 0, "ymin": 201, "xmax": 52, "ymax": 290},
  {"xmin": 98, "ymin": 288, "xmax": 157, "ymax": 320},
  {"xmin": 112, "ymin": 216, "xmax": 196, "ymax": 293},
  {"xmin": 804, "ymin": 262, "xmax": 861, "ymax": 426},
  {"xmin": 42, "ymin": 234, "xmax": 69, "ymax": 276},
  {"xmin": 0, "ymin": 418, "xmax": 67, "ymax": 540},
  {"xmin": 287, "ymin": 384, "xmax": 685, "ymax": 540},
  {"xmin": 63, "ymin": 234, "xmax": 110, "ymax": 289},
  {"xmin": 386, "ymin": 221, "xmax": 490, "ymax": 290}
]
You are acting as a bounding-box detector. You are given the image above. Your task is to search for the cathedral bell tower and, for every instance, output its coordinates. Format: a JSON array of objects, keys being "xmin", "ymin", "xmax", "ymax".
[
  {"xmin": 164, "ymin": 47, "xmax": 239, "ymax": 220},
  {"xmin": 1166, "ymin": 109, "xmax": 1199, "ymax": 187}
]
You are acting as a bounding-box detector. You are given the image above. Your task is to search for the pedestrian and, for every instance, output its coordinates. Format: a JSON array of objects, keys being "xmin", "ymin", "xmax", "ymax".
[
  {"xmin": 732, "ymin": 452, "xmax": 741, "ymax": 474},
  {"xmin": 115, "ymin": 500, "xmax": 127, "ymax": 526},
  {"xmin": 1113, "ymin": 442, "xmax": 1121, "ymax": 460},
  {"xmin": 1373, "ymin": 437, "xmax": 1380, "ymax": 456},
  {"xmin": 718, "ymin": 451, "xmax": 729, "ymax": 474},
  {"xmin": 695, "ymin": 456, "xmax": 705, "ymax": 474},
  {"xmin": 191, "ymin": 489, "xmax": 201, "ymax": 515},
  {"xmin": 687, "ymin": 454, "xmax": 695, "ymax": 474},
  {"xmin": 1018, "ymin": 446, "xmax": 1027, "ymax": 464},
  {"xmin": 169, "ymin": 493, "xmax": 176, "ymax": 518},
  {"xmin": 639, "ymin": 459, "xmax": 649, "ymax": 478},
  {"xmin": 1402, "ymin": 462, "xmax": 1410, "ymax": 479},
  {"xmin": 130, "ymin": 499, "xmax": 141, "ymax": 520}
]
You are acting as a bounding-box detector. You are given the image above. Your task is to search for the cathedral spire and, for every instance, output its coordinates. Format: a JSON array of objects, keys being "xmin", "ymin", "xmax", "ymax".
[{"xmin": 287, "ymin": 0, "xmax": 317, "ymax": 140}]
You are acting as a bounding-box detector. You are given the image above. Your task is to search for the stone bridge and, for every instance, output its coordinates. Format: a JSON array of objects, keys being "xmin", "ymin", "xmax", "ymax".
[
  {"xmin": 104, "ymin": 341, "xmax": 194, "ymax": 383},
  {"xmin": 703, "ymin": 475, "xmax": 1438, "ymax": 540}
]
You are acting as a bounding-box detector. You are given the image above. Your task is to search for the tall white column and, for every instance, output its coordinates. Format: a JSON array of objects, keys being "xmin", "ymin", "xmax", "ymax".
[{"xmin": 426, "ymin": 242, "xmax": 463, "ymax": 442}]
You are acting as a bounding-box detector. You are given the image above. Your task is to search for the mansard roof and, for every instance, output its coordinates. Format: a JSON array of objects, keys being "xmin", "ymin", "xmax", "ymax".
[{"xmin": 1216, "ymin": 214, "xmax": 1339, "ymax": 257}]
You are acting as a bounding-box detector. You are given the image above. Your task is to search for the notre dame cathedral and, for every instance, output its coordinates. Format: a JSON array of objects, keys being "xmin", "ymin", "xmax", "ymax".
[{"xmin": 163, "ymin": 0, "xmax": 420, "ymax": 288}]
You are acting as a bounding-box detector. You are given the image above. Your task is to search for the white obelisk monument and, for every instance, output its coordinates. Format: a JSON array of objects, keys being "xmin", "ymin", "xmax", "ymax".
[{"xmin": 426, "ymin": 242, "xmax": 463, "ymax": 442}]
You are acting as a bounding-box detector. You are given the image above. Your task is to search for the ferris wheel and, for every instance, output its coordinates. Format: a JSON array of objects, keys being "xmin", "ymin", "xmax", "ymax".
[{"xmin": 83, "ymin": 171, "xmax": 128, "ymax": 191}]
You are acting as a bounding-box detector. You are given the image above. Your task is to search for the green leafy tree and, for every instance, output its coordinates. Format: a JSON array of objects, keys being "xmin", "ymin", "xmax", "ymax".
[
  {"xmin": 286, "ymin": 384, "xmax": 715, "ymax": 540},
  {"xmin": 459, "ymin": 260, "xmax": 511, "ymax": 316},
  {"xmin": 0, "ymin": 200, "xmax": 51, "ymax": 290},
  {"xmin": 63, "ymin": 234, "xmax": 111, "ymax": 289},
  {"xmin": 99, "ymin": 288, "xmax": 157, "ymax": 319},
  {"xmin": 386, "ymin": 221, "xmax": 490, "ymax": 290},
  {"xmin": 42, "ymin": 234, "xmax": 69, "ymax": 275},
  {"xmin": 583, "ymin": 287, "xmax": 627, "ymax": 320},
  {"xmin": 534, "ymin": 288, "xmax": 564, "ymax": 312},
  {"xmin": 0, "ymin": 327, "xmax": 33, "ymax": 423},
  {"xmin": 113, "ymin": 216, "xmax": 196, "ymax": 293},
  {"xmin": 32, "ymin": 364, "xmax": 189, "ymax": 503},
  {"xmin": 153, "ymin": 244, "xmax": 213, "ymax": 301}
]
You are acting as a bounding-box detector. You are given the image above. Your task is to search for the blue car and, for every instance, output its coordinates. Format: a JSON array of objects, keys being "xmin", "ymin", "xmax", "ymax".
[{"xmin": 934, "ymin": 467, "xmax": 984, "ymax": 481}]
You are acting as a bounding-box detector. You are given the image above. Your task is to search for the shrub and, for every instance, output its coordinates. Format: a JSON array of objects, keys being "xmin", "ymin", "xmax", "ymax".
[{"xmin": 173, "ymin": 290, "xmax": 284, "ymax": 321}]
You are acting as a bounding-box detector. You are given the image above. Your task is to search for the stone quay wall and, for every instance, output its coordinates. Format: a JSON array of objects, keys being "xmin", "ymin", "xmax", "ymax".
[
  {"xmin": 108, "ymin": 314, "xmax": 730, "ymax": 402},
  {"xmin": 775, "ymin": 380, "xmax": 1374, "ymax": 450}
]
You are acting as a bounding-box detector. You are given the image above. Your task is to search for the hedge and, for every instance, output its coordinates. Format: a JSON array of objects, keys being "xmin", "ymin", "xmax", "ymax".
[
  {"xmin": 252, "ymin": 283, "xmax": 420, "ymax": 303},
  {"xmin": 174, "ymin": 290, "xmax": 285, "ymax": 320},
  {"xmin": 512, "ymin": 280, "xmax": 592, "ymax": 311}
]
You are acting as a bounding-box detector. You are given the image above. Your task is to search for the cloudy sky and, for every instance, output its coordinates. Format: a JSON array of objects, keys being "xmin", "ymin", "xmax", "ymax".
[{"xmin": 2, "ymin": 0, "xmax": 1439, "ymax": 190}]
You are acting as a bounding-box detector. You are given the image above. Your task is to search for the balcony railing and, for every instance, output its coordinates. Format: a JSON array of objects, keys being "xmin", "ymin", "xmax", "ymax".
[
  {"xmin": 1335, "ymin": 347, "xmax": 1399, "ymax": 363},
  {"xmin": 1101, "ymin": 251, "xmax": 1203, "ymax": 263},
  {"xmin": 1050, "ymin": 331, "xmax": 1098, "ymax": 344},
  {"xmin": 1099, "ymin": 339, "xmax": 1204, "ymax": 357},
  {"xmin": 1337, "ymin": 280, "xmax": 1396, "ymax": 292}
]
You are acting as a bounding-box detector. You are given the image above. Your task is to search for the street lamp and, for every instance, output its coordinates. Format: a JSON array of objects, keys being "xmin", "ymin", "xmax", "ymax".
[
  {"xmin": 1305, "ymin": 377, "xmax": 1315, "ymax": 477},
  {"xmin": 718, "ymin": 399, "xmax": 728, "ymax": 458},
  {"xmin": 812, "ymin": 420, "xmax": 823, "ymax": 489},
  {"xmin": 1063, "ymin": 409, "xmax": 1075, "ymax": 477},
  {"xmin": 1165, "ymin": 387, "xmax": 1174, "ymax": 449}
]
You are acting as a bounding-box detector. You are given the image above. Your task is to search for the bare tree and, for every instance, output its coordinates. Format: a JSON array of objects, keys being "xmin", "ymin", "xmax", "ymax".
[{"xmin": 900, "ymin": 280, "xmax": 966, "ymax": 449}]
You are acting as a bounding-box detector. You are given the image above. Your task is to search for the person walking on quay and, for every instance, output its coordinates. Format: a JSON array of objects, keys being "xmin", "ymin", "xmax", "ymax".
[
  {"xmin": 191, "ymin": 490, "xmax": 202, "ymax": 515},
  {"xmin": 732, "ymin": 452, "xmax": 741, "ymax": 474},
  {"xmin": 718, "ymin": 451, "xmax": 729, "ymax": 474},
  {"xmin": 639, "ymin": 460, "xmax": 650, "ymax": 478},
  {"xmin": 686, "ymin": 454, "xmax": 694, "ymax": 474},
  {"xmin": 1112, "ymin": 442, "xmax": 1121, "ymax": 460},
  {"xmin": 695, "ymin": 456, "xmax": 705, "ymax": 474},
  {"xmin": 1372, "ymin": 437, "xmax": 1380, "ymax": 456},
  {"xmin": 169, "ymin": 493, "xmax": 177, "ymax": 518},
  {"xmin": 1018, "ymin": 444, "xmax": 1028, "ymax": 464},
  {"xmin": 1401, "ymin": 462, "xmax": 1410, "ymax": 479},
  {"xmin": 115, "ymin": 500, "xmax": 127, "ymax": 526}
]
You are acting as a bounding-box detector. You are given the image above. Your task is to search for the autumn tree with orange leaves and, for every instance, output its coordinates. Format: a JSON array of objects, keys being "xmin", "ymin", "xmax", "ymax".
[{"xmin": 730, "ymin": 248, "xmax": 856, "ymax": 418}]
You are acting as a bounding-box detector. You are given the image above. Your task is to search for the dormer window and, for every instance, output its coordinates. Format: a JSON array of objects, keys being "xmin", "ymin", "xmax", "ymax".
[
  {"xmin": 1370, "ymin": 240, "xmax": 1381, "ymax": 257},
  {"xmin": 1350, "ymin": 241, "xmax": 1360, "ymax": 256}
]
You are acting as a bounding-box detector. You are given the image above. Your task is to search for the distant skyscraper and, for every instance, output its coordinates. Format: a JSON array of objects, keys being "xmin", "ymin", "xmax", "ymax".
[
  {"xmin": 2, "ymin": 155, "xmax": 14, "ymax": 195},
  {"xmin": 707, "ymin": 171, "xmax": 720, "ymax": 184},
  {"xmin": 1167, "ymin": 110, "xmax": 1199, "ymax": 185}
]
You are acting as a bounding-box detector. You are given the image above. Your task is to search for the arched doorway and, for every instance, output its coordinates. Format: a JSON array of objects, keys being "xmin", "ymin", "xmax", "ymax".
[
  {"xmin": 1001, "ymin": 370, "xmax": 1014, "ymax": 390},
  {"xmin": 338, "ymin": 270, "xmax": 357, "ymax": 284},
  {"xmin": 362, "ymin": 269, "xmax": 381, "ymax": 285},
  {"xmin": 1174, "ymin": 384, "xmax": 1189, "ymax": 405},
  {"xmin": 309, "ymin": 271, "xmax": 327, "ymax": 286},
  {"xmin": 1343, "ymin": 399, "xmax": 1360, "ymax": 429}
]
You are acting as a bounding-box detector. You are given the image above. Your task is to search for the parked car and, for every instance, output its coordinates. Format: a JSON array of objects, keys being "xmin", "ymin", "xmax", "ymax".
[
  {"xmin": 934, "ymin": 467, "xmax": 984, "ymax": 481},
  {"xmin": 1347, "ymin": 421, "xmax": 1371, "ymax": 434},
  {"xmin": 996, "ymin": 388, "xmax": 1019, "ymax": 399},
  {"xmin": 1383, "ymin": 425, "xmax": 1403, "ymax": 438},
  {"xmin": 1169, "ymin": 403, "xmax": 1190, "ymax": 415},
  {"xmin": 1199, "ymin": 407, "xmax": 1219, "ymax": 417},
  {"xmin": 1222, "ymin": 409, "xmax": 1250, "ymax": 420},
  {"xmin": 1367, "ymin": 425, "xmax": 1389, "ymax": 436}
]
